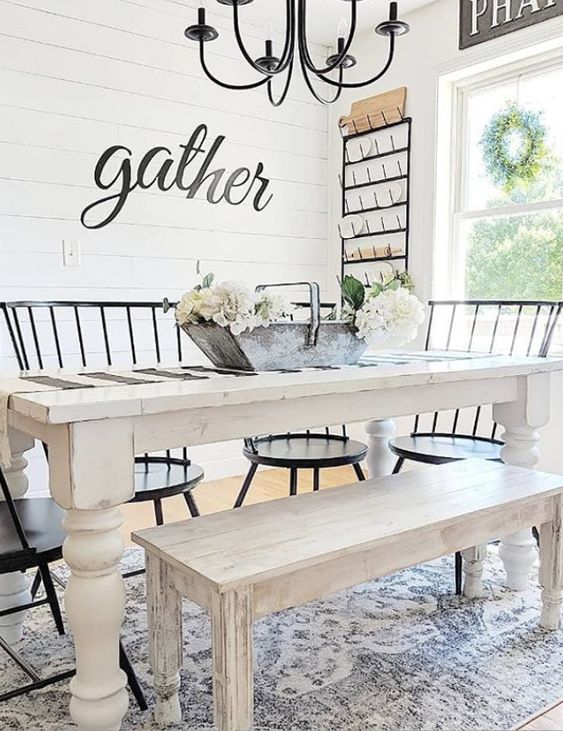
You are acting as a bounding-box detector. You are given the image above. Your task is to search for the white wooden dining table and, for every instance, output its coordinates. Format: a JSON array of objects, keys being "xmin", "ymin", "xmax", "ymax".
[{"xmin": 1, "ymin": 351, "xmax": 563, "ymax": 730}]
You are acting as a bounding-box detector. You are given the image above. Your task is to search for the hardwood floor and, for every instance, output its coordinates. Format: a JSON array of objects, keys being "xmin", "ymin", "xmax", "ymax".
[{"xmin": 120, "ymin": 465, "xmax": 563, "ymax": 731}]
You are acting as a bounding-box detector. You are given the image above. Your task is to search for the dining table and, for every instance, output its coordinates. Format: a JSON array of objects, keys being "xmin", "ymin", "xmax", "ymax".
[{"xmin": 1, "ymin": 349, "xmax": 562, "ymax": 730}]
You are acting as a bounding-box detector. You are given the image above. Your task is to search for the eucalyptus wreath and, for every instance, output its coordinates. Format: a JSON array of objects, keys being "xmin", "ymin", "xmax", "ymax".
[{"xmin": 480, "ymin": 103, "xmax": 548, "ymax": 193}]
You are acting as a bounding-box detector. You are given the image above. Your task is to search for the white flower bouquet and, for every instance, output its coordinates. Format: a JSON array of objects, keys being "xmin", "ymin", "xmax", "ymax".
[
  {"xmin": 175, "ymin": 274, "xmax": 294, "ymax": 336},
  {"xmin": 341, "ymin": 273, "xmax": 425, "ymax": 347}
]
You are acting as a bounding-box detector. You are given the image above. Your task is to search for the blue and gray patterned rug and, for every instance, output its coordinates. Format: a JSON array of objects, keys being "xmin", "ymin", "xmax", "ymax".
[{"xmin": 0, "ymin": 547, "xmax": 561, "ymax": 731}]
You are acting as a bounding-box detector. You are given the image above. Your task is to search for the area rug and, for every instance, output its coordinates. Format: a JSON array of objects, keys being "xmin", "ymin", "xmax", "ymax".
[{"xmin": 1, "ymin": 548, "xmax": 561, "ymax": 731}]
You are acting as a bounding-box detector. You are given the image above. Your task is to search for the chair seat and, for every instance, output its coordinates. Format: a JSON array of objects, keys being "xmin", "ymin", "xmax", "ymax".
[
  {"xmin": 389, "ymin": 433, "xmax": 503, "ymax": 465},
  {"xmin": 131, "ymin": 460, "xmax": 205, "ymax": 503},
  {"xmin": 0, "ymin": 498, "xmax": 65, "ymax": 567},
  {"xmin": 244, "ymin": 435, "xmax": 368, "ymax": 469}
]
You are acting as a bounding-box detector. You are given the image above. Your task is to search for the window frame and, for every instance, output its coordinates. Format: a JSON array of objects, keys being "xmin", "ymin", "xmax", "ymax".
[{"xmin": 447, "ymin": 52, "xmax": 563, "ymax": 296}]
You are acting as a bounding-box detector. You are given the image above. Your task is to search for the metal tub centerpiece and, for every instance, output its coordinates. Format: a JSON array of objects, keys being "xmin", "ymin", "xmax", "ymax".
[{"xmin": 177, "ymin": 282, "xmax": 368, "ymax": 372}]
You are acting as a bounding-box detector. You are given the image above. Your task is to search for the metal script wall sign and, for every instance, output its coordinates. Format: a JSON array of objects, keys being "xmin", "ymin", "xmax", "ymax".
[
  {"xmin": 460, "ymin": 0, "xmax": 563, "ymax": 49},
  {"xmin": 81, "ymin": 124, "xmax": 274, "ymax": 229}
]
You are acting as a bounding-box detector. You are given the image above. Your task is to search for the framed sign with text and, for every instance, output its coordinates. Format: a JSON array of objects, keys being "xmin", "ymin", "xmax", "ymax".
[{"xmin": 460, "ymin": 0, "xmax": 563, "ymax": 49}]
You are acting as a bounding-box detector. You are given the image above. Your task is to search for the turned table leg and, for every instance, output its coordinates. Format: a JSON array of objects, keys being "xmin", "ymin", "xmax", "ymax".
[
  {"xmin": 48, "ymin": 419, "xmax": 135, "ymax": 730},
  {"xmin": 212, "ymin": 588, "xmax": 254, "ymax": 731},
  {"xmin": 365, "ymin": 419, "xmax": 397, "ymax": 478},
  {"xmin": 63, "ymin": 508, "xmax": 129, "ymax": 730},
  {"xmin": 493, "ymin": 374, "xmax": 550, "ymax": 591},
  {"xmin": 146, "ymin": 553, "xmax": 183, "ymax": 726},
  {"xmin": 539, "ymin": 497, "xmax": 563, "ymax": 631},
  {"xmin": 0, "ymin": 428, "xmax": 35, "ymax": 643}
]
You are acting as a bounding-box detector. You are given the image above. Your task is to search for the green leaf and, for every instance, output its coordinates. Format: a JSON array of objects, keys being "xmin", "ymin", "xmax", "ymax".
[
  {"xmin": 386, "ymin": 279, "xmax": 400, "ymax": 291},
  {"xmin": 341, "ymin": 275, "xmax": 365, "ymax": 311},
  {"xmin": 370, "ymin": 282, "xmax": 383, "ymax": 297},
  {"xmin": 201, "ymin": 272, "xmax": 215, "ymax": 289}
]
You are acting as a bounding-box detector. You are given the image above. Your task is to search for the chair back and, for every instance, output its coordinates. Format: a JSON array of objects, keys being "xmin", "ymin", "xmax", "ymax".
[
  {"xmin": 1, "ymin": 300, "xmax": 188, "ymax": 372},
  {"xmin": 0, "ymin": 300, "xmax": 192, "ymax": 462},
  {"xmin": 414, "ymin": 299, "xmax": 562, "ymax": 439}
]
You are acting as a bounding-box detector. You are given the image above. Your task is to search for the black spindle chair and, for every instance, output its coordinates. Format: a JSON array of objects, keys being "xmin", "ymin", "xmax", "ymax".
[
  {"xmin": 388, "ymin": 299, "xmax": 563, "ymax": 593},
  {"xmin": 234, "ymin": 299, "xmax": 368, "ymax": 508},
  {"xmin": 0, "ymin": 466, "xmax": 147, "ymax": 707},
  {"xmin": 1, "ymin": 301, "xmax": 204, "ymax": 532},
  {"xmin": 235, "ymin": 426, "xmax": 367, "ymax": 508}
]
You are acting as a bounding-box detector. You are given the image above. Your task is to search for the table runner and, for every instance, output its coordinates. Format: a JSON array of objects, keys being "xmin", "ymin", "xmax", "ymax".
[{"xmin": 0, "ymin": 351, "xmax": 498, "ymax": 469}]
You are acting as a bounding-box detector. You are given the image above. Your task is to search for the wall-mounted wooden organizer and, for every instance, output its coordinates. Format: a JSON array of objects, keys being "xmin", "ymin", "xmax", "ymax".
[{"xmin": 338, "ymin": 107, "xmax": 412, "ymax": 287}]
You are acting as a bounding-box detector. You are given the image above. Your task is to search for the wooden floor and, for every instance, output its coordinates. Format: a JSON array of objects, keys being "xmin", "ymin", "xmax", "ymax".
[{"xmin": 120, "ymin": 465, "xmax": 563, "ymax": 731}]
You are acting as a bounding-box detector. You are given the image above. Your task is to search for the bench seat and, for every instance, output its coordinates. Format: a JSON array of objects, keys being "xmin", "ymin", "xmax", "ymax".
[{"xmin": 132, "ymin": 459, "xmax": 563, "ymax": 731}]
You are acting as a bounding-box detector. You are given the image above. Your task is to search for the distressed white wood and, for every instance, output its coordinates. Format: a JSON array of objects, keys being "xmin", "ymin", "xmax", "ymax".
[
  {"xmin": 4, "ymin": 354, "xmax": 562, "ymax": 730},
  {"xmin": 539, "ymin": 495, "xmax": 563, "ymax": 631},
  {"xmin": 0, "ymin": 428, "xmax": 35, "ymax": 643},
  {"xmin": 135, "ymin": 459, "xmax": 563, "ymax": 730},
  {"xmin": 146, "ymin": 553, "xmax": 183, "ymax": 726},
  {"xmin": 461, "ymin": 545, "xmax": 487, "ymax": 599},
  {"xmin": 63, "ymin": 507, "xmax": 129, "ymax": 731},
  {"xmin": 365, "ymin": 419, "xmax": 397, "ymax": 477},
  {"xmin": 494, "ymin": 373, "xmax": 551, "ymax": 591},
  {"xmin": 211, "ymin": 588, "xmax": 254, "ymax": 731},
  {"xmin": 53, "ymin": 420, "xmax": 135, "ymax": 730}
]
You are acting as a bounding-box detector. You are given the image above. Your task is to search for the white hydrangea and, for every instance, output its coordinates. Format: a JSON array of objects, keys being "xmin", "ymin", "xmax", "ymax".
[
  {"xmin": 176, "ymin": 280, "xmax": 294, "ymax": 335},
  {"xmin": 355, "ymin": 287, "xmax": 425, "ymax": 346},
  {"xmin": 254, "ymin": 290, "xmax": 295, "ymax": 328},
  {"xmin": 175, "ymin": 288, "xmax": 219, "ymax": 325},
  {"xmin": 209, "ymin": 281, "xmax": 259, "ymax": 335}
]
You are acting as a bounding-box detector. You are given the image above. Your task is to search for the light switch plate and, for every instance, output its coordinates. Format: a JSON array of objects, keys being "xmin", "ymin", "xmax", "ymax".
[{"xmin": 63, "ymin": 239, "xmax": 81, "ymax": 267}]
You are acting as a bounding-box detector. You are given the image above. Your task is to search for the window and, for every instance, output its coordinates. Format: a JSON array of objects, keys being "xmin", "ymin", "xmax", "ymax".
[{"xmin": 451, "ymin": 57, "xmax": 563, "ymax": 303}]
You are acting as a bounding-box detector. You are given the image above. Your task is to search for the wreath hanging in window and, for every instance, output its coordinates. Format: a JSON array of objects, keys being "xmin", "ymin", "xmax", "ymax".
[{"xmin": 480, "ymin": 103, "xmax": 548, "ymax": 193}]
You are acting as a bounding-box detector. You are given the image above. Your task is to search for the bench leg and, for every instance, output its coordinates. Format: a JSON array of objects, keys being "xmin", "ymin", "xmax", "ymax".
[
  {"xmin": 146, "ymin": 554, "xmax": 183, "ymax": 725},
  {"xmin": 461, "ymin": 545, "xmax": 486, "ymax": 599},
  {"xmin": 212, "ymin": 588, "xmax": 254, "ymax": 731},
  {"xmin": 539, "ymin": 499, "xmax": 563, "ymax": 631}
]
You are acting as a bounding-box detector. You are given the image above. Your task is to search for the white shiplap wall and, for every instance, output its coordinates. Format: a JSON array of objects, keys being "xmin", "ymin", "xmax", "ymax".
[{"xmin": 0, "ymin": 0, "xmax": 331, "ymax": 479}]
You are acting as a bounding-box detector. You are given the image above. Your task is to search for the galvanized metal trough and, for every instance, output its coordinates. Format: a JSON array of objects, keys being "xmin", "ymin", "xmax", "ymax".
[{"xmin": 178, "ymin": 282, "xmax": 368, "ymax": 372}]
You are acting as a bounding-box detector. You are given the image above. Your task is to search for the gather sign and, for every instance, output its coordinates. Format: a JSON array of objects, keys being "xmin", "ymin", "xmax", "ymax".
[
  {"xmin": 80, "ymin": 124, "xmax": 274, "ymax": 230},
  {"xmin": 459, "ymin": 0, "xmax": 563, "ymax": 49}
]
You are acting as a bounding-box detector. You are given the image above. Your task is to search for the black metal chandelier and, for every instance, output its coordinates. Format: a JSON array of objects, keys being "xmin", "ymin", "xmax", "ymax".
[{"xmin": 184, "ymin": 1, "xmax": 409, "ymax": 106}]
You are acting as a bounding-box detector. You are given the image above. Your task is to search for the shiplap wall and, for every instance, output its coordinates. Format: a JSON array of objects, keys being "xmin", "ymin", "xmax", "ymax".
[{"xmin": 0, "ymin": 0, "xmax": 331, "ymax": 480}]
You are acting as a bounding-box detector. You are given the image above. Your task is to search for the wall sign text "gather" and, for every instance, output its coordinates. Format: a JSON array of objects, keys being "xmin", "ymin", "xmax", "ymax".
[
  {"xmin": 460, "ymin": 0, "xmax": 562, "ymax": 49},
  {"xmin": 80, "ymin": 124, "xmax": 274, "ymax": 229}
]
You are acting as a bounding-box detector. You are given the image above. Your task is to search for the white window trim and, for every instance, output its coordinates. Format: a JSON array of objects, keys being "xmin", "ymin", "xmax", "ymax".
[{"xmin": 435, "ymin": 48, "xmax": 563, "ymax": 299}]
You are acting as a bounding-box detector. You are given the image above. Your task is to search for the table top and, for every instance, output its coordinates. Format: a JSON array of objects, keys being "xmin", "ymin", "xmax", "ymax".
[{"xmin": 3, "ymin": 351, "xmax": 563, "ymax": 426}]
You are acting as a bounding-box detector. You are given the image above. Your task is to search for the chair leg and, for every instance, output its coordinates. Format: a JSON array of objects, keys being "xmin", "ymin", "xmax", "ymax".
[
  {"xmin": 39, "ymin": 564, "xmax": 65, "ymax": 636},
  {"xmin": 454, "ymin": 551, "xmax": 463, "ymax": 596},
  {"xmin": 313, "ymin": 469, "xmax": 320, "ymax": 492},
  {"xmin": 392, "ymin": 457, "xmax": 405, "ymax": 474},
  {"xmin": 184, "ymin": 490, "xmax": 201, "ymax": 518},
  {"xmin": 153, "ymin": 498, "xmax": 164, "ymax": 526},
  {"xmin": 30, "ymin": 570, "xmax": 42, "ymax": 600},
  {"xmin": 353, "ymin": 463, "xmax": 366, "ymax": 481},
  {"xmin": 289, "ymin": 468, "xmax": 298, "ymax": 496},
  {"xmin": 234, "ymin": 463, "xmax": 259, "ymax": 509},
  {"xmin": 119, "ymin": 641, "xmax": 148, "ymax": 712}
]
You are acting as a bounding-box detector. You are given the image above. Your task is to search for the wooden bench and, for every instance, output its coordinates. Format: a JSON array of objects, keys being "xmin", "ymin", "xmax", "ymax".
[{"xmin": 132, "ymin": 459, "xmax": 563, "ymax": 731}]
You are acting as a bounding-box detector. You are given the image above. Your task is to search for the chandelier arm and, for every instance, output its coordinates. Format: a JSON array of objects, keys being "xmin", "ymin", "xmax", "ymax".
[
  {"xmin": 312, "ymin": 33, "xmax": 396, "ymax": 89},
  {"xmin": 232, "ymin": 0, "xmax": 294, "ymax": 75},
  {"xmin": 267, "ymin": 55, "xmax": 295, "ymax": 107},
  {"xmin": 199, "ymin": 40, "xmax": 270, "ymax": 90},
  {"xmin": 299, "ymin": 0, "xmax": 358, "ymax": 75},
  {"xmin": 298, "ymin": 49, "xmax": 343, "ymax": 105}
]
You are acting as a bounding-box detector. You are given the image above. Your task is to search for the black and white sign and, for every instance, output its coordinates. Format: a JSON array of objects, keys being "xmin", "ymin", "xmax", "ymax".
[{"xmin": 460, "ymin": 0, "xmax": 563, "ymax": 49}]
